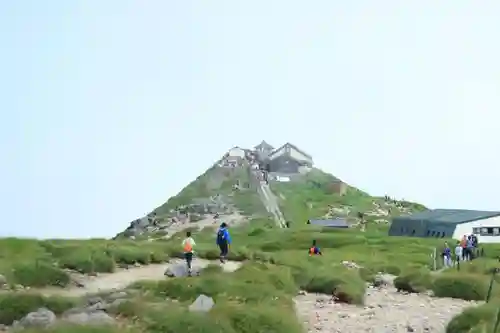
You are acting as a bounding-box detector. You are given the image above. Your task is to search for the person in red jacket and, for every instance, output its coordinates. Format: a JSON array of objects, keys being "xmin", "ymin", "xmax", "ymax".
[{"xmin": 309, "ymin": 240, "xmax": 322, "ymax": 256}]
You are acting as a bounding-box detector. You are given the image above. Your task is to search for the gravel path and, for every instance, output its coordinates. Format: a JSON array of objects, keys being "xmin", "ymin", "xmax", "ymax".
[
  {"xmin": 294, "ymin": 285, "xmax": 479, "ymax": 333},
  {"xmin": 37, "ymin": 259, "xmax": 242, "ymax": 297}
]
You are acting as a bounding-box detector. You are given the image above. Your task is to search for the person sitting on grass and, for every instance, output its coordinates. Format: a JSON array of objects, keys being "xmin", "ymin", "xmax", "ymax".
[
  {"xmin": 182, "ymin": 231, "xmax": 196, "ymax": 275},
  {"xmin": 309, "ymin": 240, "xmax": 322, "ymax": 256}
]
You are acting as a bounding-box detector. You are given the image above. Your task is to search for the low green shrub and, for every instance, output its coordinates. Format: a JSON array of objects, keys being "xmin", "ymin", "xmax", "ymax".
[
  {"xmin": 12, "ymin": 262, "xmax": 70, "ymax": 287},
  {"xmin": 127, "ymin": 262, "xmax": 303, "ymax": 333},
  {"xmin": 149, "ymin": 250, "xmax": 169, "ymax": 263},
  {"xmin": 112, "ymin": 247, "xmax": 151, "ymax": 265},
  {"xmin": 21, "ymin": 325, "xmax": 138, "ymax": 333},
  {"xmin": 217, "ymin": 302, "xmax": 302, "ymax": 333},
  {"xmin": 58, "ymin": 250, "xmax": 115, "ymax": 274},
  {"xmin": 0, "ymin": 292, "xmax": 78, "ymax": 325},
  {"xmin": 136, "ymin": 305, "xmax": 236, "ymax": 333},
  {"xmin": 394, "ymin": 268, "xmax": 432, "ymax": 293},
  {"xmin": 446, "ymin": 302, "xmax": 499, "ymax": 333},
  {"xmin": 432, "ymin": 273, "xmax": 489, "ymax": 301}
]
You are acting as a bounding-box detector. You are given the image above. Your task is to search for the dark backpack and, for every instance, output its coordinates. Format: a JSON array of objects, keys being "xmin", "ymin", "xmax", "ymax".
[{"xmin": 217, "ymin": 229, "xmax": 226, "ymax": 244}]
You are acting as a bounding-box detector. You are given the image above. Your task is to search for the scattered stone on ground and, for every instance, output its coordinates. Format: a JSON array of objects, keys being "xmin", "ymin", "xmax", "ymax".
[
  {"xmin": 9, "ymin": 291, "xmax": 130, "ymax": 329},
  {"xmin": 341, "ymin": 260, "xmax": 362, "ymax": 269},
  {"xmin": 294, "ymin": 280, "xmax": 478, "ymax": 333},
  {"xmin": 189, "ymin": 294, "xmax": 215, "ymax": 312},
  {"xmin": 165, "ymin": 258, "xmax": 242, "ymax": 277}
]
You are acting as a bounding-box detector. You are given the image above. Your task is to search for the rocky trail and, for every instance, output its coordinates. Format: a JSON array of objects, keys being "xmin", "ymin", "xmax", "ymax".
[
  {"xmin": 295, "ymin": 278, "xmax": 478, "ymax": 333},
  {"xmin": 158, "ymin": 212, "xmax": 246, "ymax": 240},
  {"xmin": 37, "ymin": 259, "xmax": 243, "ymax": 297},
  {"xmin": 4, "ymin": 260, "xmax": 479, "ymax": 332}
]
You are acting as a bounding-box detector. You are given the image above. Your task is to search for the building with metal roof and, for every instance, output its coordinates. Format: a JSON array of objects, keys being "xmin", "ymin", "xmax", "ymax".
[
  {"xmin": 388, "ymin": 209, "xmax": 500, "ymax": 243},
  {"xmin": 307, "ymin": 218, "xmax": 349, "ymax": 228}
]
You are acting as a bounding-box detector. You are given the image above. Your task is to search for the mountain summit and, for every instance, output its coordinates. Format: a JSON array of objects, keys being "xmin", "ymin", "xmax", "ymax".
[{"xmin": 118, "ymin": 141, "xmax": 426, "ymax": 238}]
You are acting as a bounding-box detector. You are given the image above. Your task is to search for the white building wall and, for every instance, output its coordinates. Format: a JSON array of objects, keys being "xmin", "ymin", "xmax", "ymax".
[
  {"xmin": 289, "ymin": 147, "xmax": 312, "ymax": 164},
  {"xmin": 452, "ymin": 215, "xmax": 500, "ymax": 243},
  {"xmin": 268, "ymin": 146, "xmax": 286, "ymax": 160},
  {"xmin": 227, "ymin": 147, "xmax": 246, "ymax": 158}
]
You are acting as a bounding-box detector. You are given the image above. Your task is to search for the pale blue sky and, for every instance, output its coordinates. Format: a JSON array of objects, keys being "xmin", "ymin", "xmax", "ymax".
[{"xmin": 1, "ymin": 1, "xmax": 499, "ymax": 239}]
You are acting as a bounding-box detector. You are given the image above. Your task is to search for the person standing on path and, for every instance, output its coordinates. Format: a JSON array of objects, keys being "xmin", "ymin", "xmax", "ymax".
[
  {"xmin": 216, "ymin": 222, "xmax": 231, "ymax": 263},
  {"xmin": 460, "ymin": 235, "xmax": 468, "ymax": 261},
  {"xmin": 442, "ymin": 242, "xmax": 452, "ymax": 267},
  {"xmin": 455, "ymin": 241, "xmax": 463, "ymax": 268},
  {"xmin": 466, "ymin": 235, "xmax": 475, "ymax": 260},
  {"xmin": 182, "ymin": 231, "xmax": 196, "ymax": 274}
]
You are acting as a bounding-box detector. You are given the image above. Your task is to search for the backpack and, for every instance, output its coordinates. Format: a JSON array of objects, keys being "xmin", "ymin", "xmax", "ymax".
[
  {"xmin": 183, "ymin": 240, "xmax": 193, "ymax": 252},
  {"xmin": 217, "ymin": 229, "xmax": 226, "ymax": 244}
]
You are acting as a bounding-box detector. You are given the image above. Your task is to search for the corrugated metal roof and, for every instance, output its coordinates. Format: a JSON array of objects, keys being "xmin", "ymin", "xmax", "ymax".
[
  {"xmin": 395, "ymin": 209, "xmax": 500, "ymax": 224},
  {"xmin": 308, "ymin": 218, "xmax": 349, "ymax": 228},
  {"xmin": 254, "ymin": 140, "xmax": 274, "ymax": 150}
]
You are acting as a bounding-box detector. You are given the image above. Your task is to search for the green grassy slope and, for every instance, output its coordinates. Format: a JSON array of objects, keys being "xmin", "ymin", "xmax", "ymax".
[
  {"xmin": 270, "ymin": 168, "xmax": 426, "ymax": 229},
  {"xmin": 151, "ymin": 162, "xmax": 267, "ymax": 218},
  {"xmin": 130, "ymin": 162, "xmax": 426, "ymax": 237},
  {"xmin": 3, "ymin": 221, "xmax": 500, "ymax": 332}
]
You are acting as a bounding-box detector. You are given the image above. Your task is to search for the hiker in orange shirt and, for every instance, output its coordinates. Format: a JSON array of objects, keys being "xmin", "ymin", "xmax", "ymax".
[{"xmin": 182, "ymin": 231, "xmax": 196, "ymax": 274}]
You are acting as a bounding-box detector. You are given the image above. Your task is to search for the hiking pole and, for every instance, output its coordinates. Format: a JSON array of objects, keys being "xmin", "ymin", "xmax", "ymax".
[
  {"xmin": 493, "ymin": 307, "xmax": 500, "ymax": 333},
  {"xmin": 486, "ymin": 268, "xmax": 499, "ymax": 303}
]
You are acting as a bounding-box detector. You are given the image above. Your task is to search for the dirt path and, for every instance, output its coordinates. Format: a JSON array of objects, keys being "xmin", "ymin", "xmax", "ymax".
[
  {"xmin": 38, "ymin": 259, "xmax": 242, "ymax": 297},
  {"xmin": 294, "ymin": 286, "xmax": 478, "ymax": 333}
]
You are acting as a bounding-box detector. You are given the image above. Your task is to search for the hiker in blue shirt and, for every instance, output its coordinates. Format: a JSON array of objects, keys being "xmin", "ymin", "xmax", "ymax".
[
  {"xmin": 216, "ymin": 222, "xmax": 231, "ymax": 263},
  {"xmin": 442, "ymin": 241, "xmax": 452, "ymax": 267}
]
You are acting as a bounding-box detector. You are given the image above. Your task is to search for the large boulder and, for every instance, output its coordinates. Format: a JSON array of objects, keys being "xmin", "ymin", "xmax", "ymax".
[
  {"xmin": 62, "ymin": 311, "xmax": 115, "ymax": 326},
  {"xmin": 14, "ymin": 308, "xmax": 56, "ymax": 329},
  {"xmin": 164, "ymin": 263, "xmax": 202, "ymax": 277},
  {"xmin": 189, "ymin": 294, "xmax": 214, "ymax": 312}
]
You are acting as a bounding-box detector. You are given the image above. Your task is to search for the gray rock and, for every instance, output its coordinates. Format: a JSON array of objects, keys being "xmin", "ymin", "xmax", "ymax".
[
  {"xmin": 16, "ymin": 308, "xmax": 56, "ymax": 328},
  {"xmin": 189, "ymin": 294, "xmax": 214, "ymax": 312},
  {"xmin": 109, "ymin": 298, "xmax": 127, "ymax": 308},
  {"xmin": 63, "ymin": 311, "xmax": 115, "ymax": 325},
  {"xmin": 87, "ymin": 296, "xmax": 104, "ymax": 306},
  {"xmin": 164, "ymin": 263, "xmax": 201, "ymax": 277},
  {"xmin": 0, "ymin": 274, "xmax": 6, "ymax": 286},
  {"xmin": 108, "ymin": 291, "xmax": 128, "ymax": 300},
  {"xmin": 86, "ymin": 302, "xmax": 107, "ymax": 312}
]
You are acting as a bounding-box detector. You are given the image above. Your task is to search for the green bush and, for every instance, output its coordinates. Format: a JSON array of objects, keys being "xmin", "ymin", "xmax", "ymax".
[
  {"xmin": 219, "ymin": 302, "xmax": 302, "ymax": 333},
  {"xmin": 58, "ymin": 250, "xmax": 115, "ymax": 274},
  {"xmin": 128, "ymin": 262, "xmax": 303, "ymax": 333},
  {"xmin": 0, "ymin": 292, "xmax": 78, "ymax": 325},
  {"xmin": 394, "ymin": 269, "xmax": 432, "ymax": 293},
  {"xmin": 137, "ymin": 305, "xmax": 236, "ymax": 333},
  {"xmin": 21, "ymin": 325, "xmax": 138, "ymax": 333},
  {"xmin": 149, "ymin": 250, "xmax": 169, "ymax": 263},
  {"xmin": 446, "ymin": 302, "xmax": 499, "ymax": 333},
  {"xmin": 432, "ymin": 273, "xmax": 488, "ymax": 301},
  {"xmin": 112, "ymin": 247, "xmax": 151, "ymax": 265},
  {"xmin": 12, "ymin": 262, "xmax": 70, "ymax": 287}
]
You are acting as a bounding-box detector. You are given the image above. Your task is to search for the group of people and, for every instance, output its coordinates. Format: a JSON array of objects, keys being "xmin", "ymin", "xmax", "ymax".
[
  {"xmin": 180, "ymin": 221, "xmax": 325, "ymax": 274},
  {"xmin": 442, "ymin": 234, "xmax": 479, "ymax": 267},
  {"xmin": 181, "ymin": 222, "xmax": 232, "ymax": 274}
]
